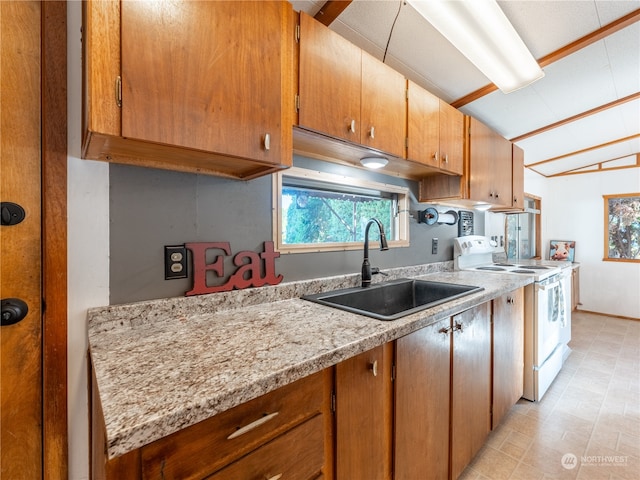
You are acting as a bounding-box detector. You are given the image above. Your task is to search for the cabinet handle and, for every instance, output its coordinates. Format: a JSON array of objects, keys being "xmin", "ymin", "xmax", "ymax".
[
  {"xmin": 489, "ymin": 191, "xmax": 494, "ymax": 198},
  {"xmin": 227, "ymin": 411, "xmax": 279, "ymax": 440},
  {"xmin": 265, "ymin": 475, "xmax": 283, "ymax": 480},
  {"xmin": 263, "ymin": 133, "xmax": 271, "ymax": 151},
  {"xmin": 453, "ymin": 321, "xmax": 463, "ymax": 332},
  {"xmin": 495, "ymin": 192, "xmax": 500, "ymax": 199},
  {"xmin": 443, "ymin": 154, "xmax": 448, "ymax": 163},
  {"xmin": 369, "ymin": 126, "xmax": 375, "ymax": 139},
  {"xmin": 115, "ymin": 75, "xmax": 122, "ymax": 108},
  {"xmin": 439, "ymin": 326, "xmax": 452, "ymax": 334},
  {"xmin": 507, "ymin": 297, "xmax": 514, "ymax": 304},
  {"xmin": 369, "ymin": 360, "xmax": 378, "ymax": 377},
  {"xmin": 433, "ymin": 151, "xmax": 439, "ymax": 162},
  {"xmin": 349, "ymin": 119, "xmax": 356, "ymax": 133},
  {"xmin": 513, "ymin": 197, "xmax": 518, "ymax": 204}
]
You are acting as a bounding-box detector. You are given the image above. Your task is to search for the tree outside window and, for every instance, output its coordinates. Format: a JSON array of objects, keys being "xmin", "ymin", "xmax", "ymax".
[{"xmin": 604, "ymin": 193, "xmax": 640, "ymax": 261}]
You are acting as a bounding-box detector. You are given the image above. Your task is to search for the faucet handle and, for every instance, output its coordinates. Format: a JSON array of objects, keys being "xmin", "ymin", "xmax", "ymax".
[{"xmin": 371, "ymin": 267, "xmax": 387, "ymax": 276}]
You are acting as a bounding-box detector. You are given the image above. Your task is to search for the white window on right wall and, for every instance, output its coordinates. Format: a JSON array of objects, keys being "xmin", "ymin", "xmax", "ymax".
[{"xmin": 603, "ymin": 193, "xmax": 640, "ymax": 262}]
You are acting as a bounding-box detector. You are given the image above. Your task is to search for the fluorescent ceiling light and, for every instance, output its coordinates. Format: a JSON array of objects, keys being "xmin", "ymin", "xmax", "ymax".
[
  {"xmin": 407, "ymin": 0, "xmax": 544, "ymax": 93},
  {"xmin": 360, "ymin": 157, "xmax": 389, "ymax": 169}
]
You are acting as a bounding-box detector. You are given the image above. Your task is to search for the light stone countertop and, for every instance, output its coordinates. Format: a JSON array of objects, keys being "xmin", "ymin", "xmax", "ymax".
[{"xmin": 88, "ymin": 263, "xmax": 534, "ymax": 459}]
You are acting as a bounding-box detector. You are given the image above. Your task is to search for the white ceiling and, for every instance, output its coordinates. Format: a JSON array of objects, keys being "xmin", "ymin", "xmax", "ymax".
[{"xmin": 290, "ymin": 0, "xmax": 640, "ymax": 178}]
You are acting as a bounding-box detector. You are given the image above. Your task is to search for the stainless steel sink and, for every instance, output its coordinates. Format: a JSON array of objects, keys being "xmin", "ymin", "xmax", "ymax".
[{"xmin": 302, "ymin": 278, "xmax": 483, "ymax": 321}]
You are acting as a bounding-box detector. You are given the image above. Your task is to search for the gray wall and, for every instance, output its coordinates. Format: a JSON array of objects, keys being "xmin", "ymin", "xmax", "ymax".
[{"xmin": 109, "ymin": 156, "xmax": 473, "ymax": 304}]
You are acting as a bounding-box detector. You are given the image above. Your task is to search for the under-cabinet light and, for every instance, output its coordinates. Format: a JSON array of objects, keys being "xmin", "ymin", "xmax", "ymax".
[
  {"xmin": 360, "ymin": 157, "xmax": 389, "ymax": 169},
  {"xmin": 473, "ymin": 203, "xmax": 492, "ymax": 211},
  {"xmin": 407, "ymin": 0, "xmax": 544, "ymax": 93}
]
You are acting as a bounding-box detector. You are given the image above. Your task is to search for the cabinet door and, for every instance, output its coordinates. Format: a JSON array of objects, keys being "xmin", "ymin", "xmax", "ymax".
[
  {"xmin": 407, "ymin": 81, "xmax": 440, "ymax": 168},
  {"xmin": 492, "ymin": 288, "xmax": 524, "ymax": 429},
  {"xmin": 438, "ymin": 100, "xmax": 464, "ymax": 175},
  {"xmin": 468, "ymin": 117, "xmax": 494, "ymax": 204},
  {"xmin": 121, "ymin": 1, "xmax": 291, "ymax": 163},
  {"xmin": 360, "ymin": 52, "xmax": 406, "ymax": 158},
  {"xmin": 451, "ymin": 303, "xmax": 491, "ymax": 480},
  {"xmin": 493, "ymin": 133, "xmax": 514, "ymax": 207},
  {"xmin": 512, "ymin": 144, "xmax": 525, "ymax": 209},
  {"xmin": 299, "ymin": 12, "xmax": 361, "ymax": 143},
  {"xmin": 395, "ymin": 318, "xmax": 451, "ymax": 480},
  {"xmin": 335, "ymin": 344, "xmax": 393, "ymax": 480}
]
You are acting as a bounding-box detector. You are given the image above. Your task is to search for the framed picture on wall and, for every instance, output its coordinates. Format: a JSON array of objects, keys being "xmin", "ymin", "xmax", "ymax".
[{"xmin": 549, "ymin": 240, "xmax": 576, "ymax": 262}]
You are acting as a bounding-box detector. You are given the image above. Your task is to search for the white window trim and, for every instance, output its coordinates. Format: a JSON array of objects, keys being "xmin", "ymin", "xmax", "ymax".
[{"xmin": 273, "ymin": 167, "xmax": 410, "ymax": 254}]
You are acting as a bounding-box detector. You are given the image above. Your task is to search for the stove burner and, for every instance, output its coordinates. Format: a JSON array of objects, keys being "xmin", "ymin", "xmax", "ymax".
[
  {"xmin": 494, "ymin": 263, "xmax": 516, "ymax": 267},
  {"xmin": 476, "ymin": 266, "xmax": 507, "ymax": 271},
  {"xmin": 516, "ymin": 265, "xmax": 549, "ymax": 270},
  {"xmin": 512, "ymin": 269, "xmax": 536, "ymax": 274}
]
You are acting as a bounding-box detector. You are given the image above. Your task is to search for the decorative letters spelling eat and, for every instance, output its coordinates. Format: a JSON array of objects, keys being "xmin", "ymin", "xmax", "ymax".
[{"xmin": 184, "ymin": 241, "xmax": 283, "ymax": 296}]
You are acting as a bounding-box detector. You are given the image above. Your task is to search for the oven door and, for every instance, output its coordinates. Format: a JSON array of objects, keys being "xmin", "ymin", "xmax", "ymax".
[{"xmin": 534, "ymin": 275, "xmax": 562, "ymax": 366}]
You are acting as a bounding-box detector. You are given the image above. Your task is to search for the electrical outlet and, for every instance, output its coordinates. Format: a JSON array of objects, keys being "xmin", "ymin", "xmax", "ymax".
[
  {"xmin": 164, "ymin": 245, "xmax": 188, "ymax": 279},
  {"xmin": 432, "ymin": 238, "xmax": 438, "ymax": 255}
]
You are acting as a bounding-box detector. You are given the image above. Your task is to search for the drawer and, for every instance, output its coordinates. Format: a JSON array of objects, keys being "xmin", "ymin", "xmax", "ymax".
[
  {"xmin": 206, "ymin": 415, "xmax": 324, "ymax": 480},
  {"xmin": 142, "ymin": 370, "xmax": 327, "ymax": 479}
]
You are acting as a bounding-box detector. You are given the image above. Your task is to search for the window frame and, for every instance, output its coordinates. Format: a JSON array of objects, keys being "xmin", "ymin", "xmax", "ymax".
[
  {"xmin": 273, "ymin": 167, "xmax": 410, "ymax": 254},
  {"xmin": 603, "ymin": 192, "xmax": 640, "ymax": 263}
]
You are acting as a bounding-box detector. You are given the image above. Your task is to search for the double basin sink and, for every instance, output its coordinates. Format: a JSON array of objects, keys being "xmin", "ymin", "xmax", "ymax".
[{"xmin": 302, "ymin": 278, "xmax": 483, "ymax": 321}]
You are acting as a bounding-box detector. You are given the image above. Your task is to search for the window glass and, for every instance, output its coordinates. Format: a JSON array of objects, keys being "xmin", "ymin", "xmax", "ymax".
[
  {"xmin": 604, "ymin": 193, "xmax": 640, "ymax": 261},
  {"xmin": 274, "ymin": 167, "xmax": 409, "ymax": 253}
]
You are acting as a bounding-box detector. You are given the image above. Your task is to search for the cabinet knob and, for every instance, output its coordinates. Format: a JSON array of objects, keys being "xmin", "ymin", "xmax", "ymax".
[
  {"xmin": 495, "ymin": 192, "xmax": 500, "ymax": 198},
  {"xmin": 349, "ymin": 119, "xmax": 356, "ymax": 133},
  {"xmin": 369, "ymin": 360, "xmax": 378, "ymax": 377},
  {"xmin": 265, "ymin": 475, "xmax": 283, "ymax": 480},
  {"xmin": 263, "ymin": 133, "xmax": 271, "ymax": 151},
  {"xmin": 369, "ymin": 126, "xmax": 375, "ymax": 139},
  {"xmin": 507, "ymin": 297, "xmax": 514, "ymax": 304},
  {"xmin": 433, "ymin": 151, "xmax": 439, "ymax": 162},
  {"xmin": 443, "ymin": 154, "xmax": 448, "ymax": 163}
]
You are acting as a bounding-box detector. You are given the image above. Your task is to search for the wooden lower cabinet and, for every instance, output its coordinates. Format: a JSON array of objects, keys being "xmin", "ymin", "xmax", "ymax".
[
  {"xmin": 335, "ymin": 343, "xmax": 394, "ymax": 480},
  {"xmin": 91, "ymin": 369, "xmax": 333, "ymax": 479},
  {"xmin": 395, "ymin": 318, "xmax": 451, "ymax": 480},
  {"xmin": 492, "ymin": 288, "xmax": 525, "ymax": 429},
  {"xmin": 395, "ymin": 302, "xmax": 492, "ymax": 480}
]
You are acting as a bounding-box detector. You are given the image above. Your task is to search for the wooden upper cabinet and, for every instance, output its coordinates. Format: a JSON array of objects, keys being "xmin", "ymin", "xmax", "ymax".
[
  {"xmin": 407, "ymin": 81, "xmax": 464, "ymax": 175},
  {"xmin": 83, "ymin": 0, "xmax": 294, "ymax": 179},
  {"xmin": 335, "ymin": 344, "xmax": 394, "ymax": 480},
  {"xmin": 360, "ymin": 52, "xmax": 406, "ymax": 158},
  {"xmin": 298, "ymin": 13, "xmax": 405, "ymax": 158},
  {"xmin": 468, "ymin": 117, "xmax": 513, "ymax": 207},
  {"xmin": 299, "ymin": 12, "xmax": 361, "ymax": 143},
  {"xmin": 512, "ymin": 144, "xmax": 525, "ymax": 209}
]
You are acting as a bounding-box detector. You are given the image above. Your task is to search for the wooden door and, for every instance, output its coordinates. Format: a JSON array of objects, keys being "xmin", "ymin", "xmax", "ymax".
[
  {"xmin": 1, "ymin": 1, "xmax": 43, "ymax": 476},
  {"xmin": 335, "ymin": 344, "xmax": 393, "ymax": 480},
  {"xmin": 360, "ymin": 52, "xmax": 406, "ymax": 158},
  {"xmin": 512, "ymin": 144, "xmax": 525, "ymax": 209},
  {"xmin": 121, "ymin": 0, "xmax": 292, "ymax": 164},
  {"xmin": 492, "ymin": 289, "xmax": 525, "ymax": 429},
  {"xmin": 299, "ymin": 12, "xmax": 361, "ymax": 143},
  {"xmin": 451, "ymin": 303, "xmax": 491, "ymax": 480},
  {"xmin": 395, "ymin": 318, "xmax": 451, "ymax": 480},
  {"xmin": 407, "ymin": 81, "xmax": 439, "ymax": 167},
  {"xmin": 438, "ymin": 100, "xmax": 464, "ymax": 175}
]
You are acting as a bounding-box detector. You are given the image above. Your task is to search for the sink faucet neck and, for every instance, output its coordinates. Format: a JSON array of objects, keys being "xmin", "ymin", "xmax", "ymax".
[{"xmin": 362, "ymin": 218, "xmax": 389, "ymax": 287}]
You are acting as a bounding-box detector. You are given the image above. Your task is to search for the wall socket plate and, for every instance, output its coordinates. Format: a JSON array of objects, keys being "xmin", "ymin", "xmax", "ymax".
[
  {"xmin": 164, "ymin": 245, "xmax": 188, "ymax": 279},
  {"xmin": 432, "ymin": 238, "xmax": 438, "ymax": 255}
]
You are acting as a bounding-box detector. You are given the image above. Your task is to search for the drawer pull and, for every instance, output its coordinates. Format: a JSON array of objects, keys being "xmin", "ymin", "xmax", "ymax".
[
  {"xmin": 349, "ymin": 119, "xmax": 356, "ymax": 133},
  {"xmin": 264, "ymin": 133, "xmax": 271, "ymax": 151},
  {"xmin": 227, "ymin": 411, "xmax": 279, "ymax": 440},
  {"xmin": 265, "ymin": 475, "xmax": 283, "ymax": 480},
  {"xmin": 369, "ymin": 360, "xmax": 378, "ymax": 377}
]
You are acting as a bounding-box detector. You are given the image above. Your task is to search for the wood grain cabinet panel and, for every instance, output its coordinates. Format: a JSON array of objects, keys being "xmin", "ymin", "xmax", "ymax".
[
  {"xmin": 492, "ymin": 288, "xmax": 525, "ymax": 429},
  {"xmin": 512, "ymin": 144, "xmax": 525, "ymax": 209},
  {"xmin": 298, "ymin": 12, "xmax": 405, "ymax": 158},
  {"xmin": 451, "ymin": 302, "xmax": 492, "ymax": 480},
  {"xmin": 83, "ymin": 0, "xmax": 294, "ymax": 179},
  {"xmin": 407, "ymin": 81, "xmax": 464, "ymax": 175},
  {"xmin": 335, "ymin": 343, "xmax": 394, "ymax": 480},
  {"xmin": 395, "ymin": 318, "xmax": 451, "ymax": 480}
]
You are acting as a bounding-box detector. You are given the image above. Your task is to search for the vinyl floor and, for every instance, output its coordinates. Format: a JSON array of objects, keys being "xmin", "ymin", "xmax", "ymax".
[{"xmin": 459, "ymin": 311, "xmax": 640, "ymax": 480}]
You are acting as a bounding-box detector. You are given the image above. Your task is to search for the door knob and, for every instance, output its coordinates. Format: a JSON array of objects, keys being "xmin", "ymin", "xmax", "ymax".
[
  {"xmin": 1, "ymin": 298, "xmax": 29, "ymax": 326},
  {"xmin": 1, "ymin": 202, "xmax": 26, "ymax": 226}
]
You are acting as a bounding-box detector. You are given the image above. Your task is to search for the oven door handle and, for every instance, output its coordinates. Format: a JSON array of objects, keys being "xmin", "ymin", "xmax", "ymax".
[{"xmin": 536, "ymin": 280, "xmax": 560, "ymax": 292}]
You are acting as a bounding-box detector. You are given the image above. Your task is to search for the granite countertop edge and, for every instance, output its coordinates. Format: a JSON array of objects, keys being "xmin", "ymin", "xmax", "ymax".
[{"xmin": 88, "ymin": 262, "xmax": 544, "ymax": 459}]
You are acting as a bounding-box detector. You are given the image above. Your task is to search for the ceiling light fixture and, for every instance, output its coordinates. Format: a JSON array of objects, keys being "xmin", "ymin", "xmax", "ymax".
[
  {"xmin": 360, "ymin": 157, "xmax": 389, "ymax": 169},
  {"xmin": 406, "ymin": 0, "xmax": 544, "ymax": 93}
]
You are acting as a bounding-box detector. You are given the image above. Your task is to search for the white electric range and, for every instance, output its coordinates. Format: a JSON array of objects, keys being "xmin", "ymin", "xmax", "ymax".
[{"xmin": 453, "ymin": 236, "xmax": 570, "ymax": 401}]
